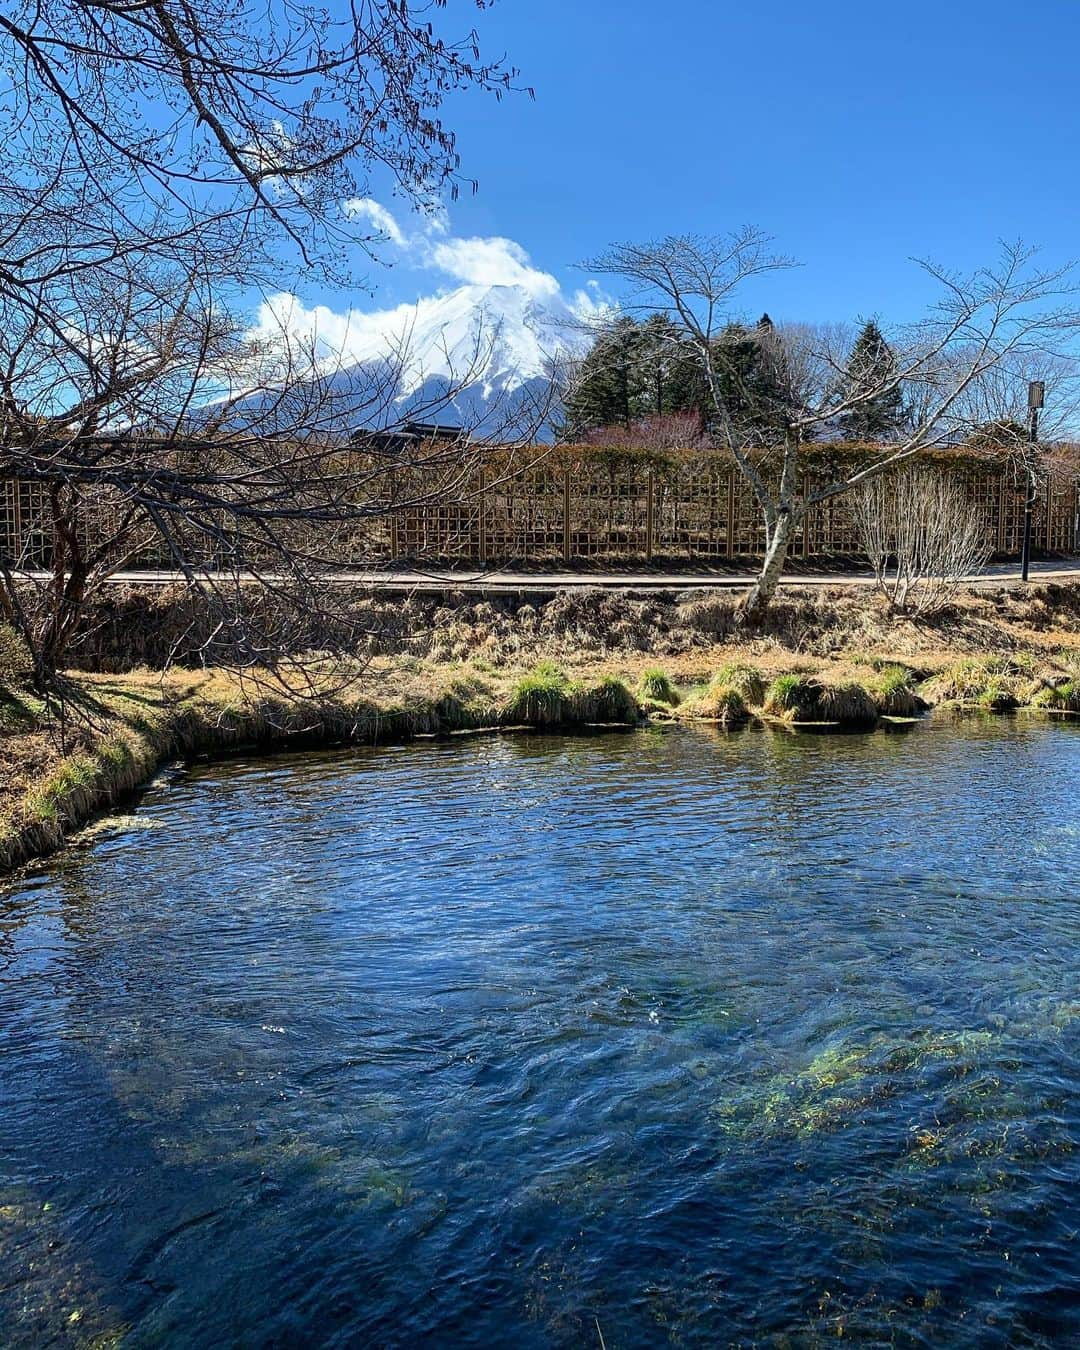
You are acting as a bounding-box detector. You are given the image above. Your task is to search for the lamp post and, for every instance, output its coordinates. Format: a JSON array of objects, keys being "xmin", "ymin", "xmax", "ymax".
[{"xmin": 1021, "ymin": 380, "xmax": 1044, "ymax": 583}]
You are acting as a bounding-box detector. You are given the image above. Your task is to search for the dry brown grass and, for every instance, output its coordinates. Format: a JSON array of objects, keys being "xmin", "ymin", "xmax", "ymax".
[{"xmin": 61, "ymin": 580, "xmax": 1080, "ymax": 674}]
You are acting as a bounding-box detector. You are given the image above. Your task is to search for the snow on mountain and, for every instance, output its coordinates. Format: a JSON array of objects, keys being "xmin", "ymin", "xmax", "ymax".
[
  {"xmin": 336, "ymin": 281, "xmax": 589, "ymax": 398},
  {"xmin": 230, "ymin": 280, "xmax": 596, "ymax": 441},
  {"xmin": 315, "ymin": 281, "xmax": 593, "ymax": 439}
]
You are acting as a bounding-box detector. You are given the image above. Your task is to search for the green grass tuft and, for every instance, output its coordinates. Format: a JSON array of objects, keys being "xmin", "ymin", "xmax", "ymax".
[
  {"xmin": 675, "ymin": 680, "xmax": 748, "ymax": 725},
  {"xmin": 1033, "ymin": 679, "xmax": 1080, "ymax": 713},
  {"xmin": 574, "ymin": 675, "xmax": 639, "ymax": 724},
  {"xmin": 925, "ymin": 655, "xmax": 1036, "ymax": 711},
  {"xmin": 763, "ymin": 674, "xmax": 817, "ymax": 719},
  {"xmin": 711, "ymin": 663, "xmax": 767, "ymax": 707},
  {"xmin": 504, "ymin": 661, "xmax": 570, "ymax": 725},
  {"xmin": 816, "ymin": 682, "xmax": 879, "ymax": 727},
  {"xmin": 865, "ymin": 664, "xmax": 925, "ymax": 717},
  {"xmin": 763, "ymin": 675, "xmax": 878, "ymax": 727},
  {"xmin": 637, "ymin": 667, "xmax": 678, "ymax": 706}
]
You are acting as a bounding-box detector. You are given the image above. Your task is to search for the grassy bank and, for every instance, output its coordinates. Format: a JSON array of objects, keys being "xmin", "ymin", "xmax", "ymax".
[
  {"xmin": 0, "ymin": 661, "xmax": 642, "ymax": 875},
  {"xmin": 3, "ymin": 580, "xmax": 1080, "ymax": 876}
]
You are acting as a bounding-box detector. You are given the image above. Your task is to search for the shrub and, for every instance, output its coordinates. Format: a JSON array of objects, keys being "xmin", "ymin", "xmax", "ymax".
[
  {"xmin": 847, "ymin": 464, "xmax": 991, "ymax": 617},
  {"xmin": 0, "ymin": 624, "xmax": 32, "ymax": 686}
]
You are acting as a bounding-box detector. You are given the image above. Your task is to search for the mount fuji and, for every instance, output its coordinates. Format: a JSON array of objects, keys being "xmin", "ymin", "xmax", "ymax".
[{"xmin": 306, "ymin": 281, "xmax": 593, "ymax": 441}]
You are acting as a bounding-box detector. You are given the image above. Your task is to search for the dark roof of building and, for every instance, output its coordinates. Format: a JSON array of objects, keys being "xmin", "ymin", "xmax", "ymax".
[{"xmin": 349, "ymin": 421, "xmax": 465, "ymax": 450}]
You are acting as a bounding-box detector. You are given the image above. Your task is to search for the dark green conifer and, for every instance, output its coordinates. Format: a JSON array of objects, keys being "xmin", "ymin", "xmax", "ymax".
[{"xmin": 837, "ymin": 319, "xmax": 907, "ymax": 441}]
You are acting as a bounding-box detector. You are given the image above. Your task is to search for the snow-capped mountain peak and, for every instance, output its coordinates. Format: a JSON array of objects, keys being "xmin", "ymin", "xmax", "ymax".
[{"xmin": 339, "ymin": 282, "xmax": 589, "ymax": 396}]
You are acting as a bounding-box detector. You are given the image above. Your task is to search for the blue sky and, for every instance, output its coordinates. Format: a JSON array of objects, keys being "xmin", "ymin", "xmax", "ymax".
[{"xmin": 289, "ymin": 0, "xmax": 1080, "ymax": 342}]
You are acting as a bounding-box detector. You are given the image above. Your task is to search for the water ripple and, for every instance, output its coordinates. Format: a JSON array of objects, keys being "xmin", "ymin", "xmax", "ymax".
[{"xmin": 1, "ymin": 718, "xmax": 1079, "ymax": 1346}]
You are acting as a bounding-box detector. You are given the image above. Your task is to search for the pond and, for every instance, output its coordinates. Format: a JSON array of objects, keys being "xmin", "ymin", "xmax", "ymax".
[{"xmin": 1, "ymin": 719, "xmax": 1079, "ymax": 1346}]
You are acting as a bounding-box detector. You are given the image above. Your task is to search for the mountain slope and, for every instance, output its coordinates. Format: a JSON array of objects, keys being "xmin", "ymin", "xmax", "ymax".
[{"xmin": 225, "ymin": 282, "xmax": 592, "ymax": 441}]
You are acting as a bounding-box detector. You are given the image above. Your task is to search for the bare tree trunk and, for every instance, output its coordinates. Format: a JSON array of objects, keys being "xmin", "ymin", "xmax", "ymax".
[
  {"xmin": 742, "ymin": 506, "xmax": 799, "ymax": 622},
  {"xmin": 740, "ymin": 428, "xmax": 801, "ymax": 622}
]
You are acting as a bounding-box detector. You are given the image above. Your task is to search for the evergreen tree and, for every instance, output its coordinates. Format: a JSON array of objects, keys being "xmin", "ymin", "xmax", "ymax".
[
  {"xmin": 708, "ymin": 322, "xmax": 788, "ymax": 438},
  {"xmin": 562, "ymin": 315, "xmax": 704, "ymax": 438},
  {"xmin": 836, "ymin": 319, "xmax": 907, "ymax": 442},
  {"xmin": 562, "ymin": 311, "xmax": 791, "ymax": 442},
  {"xmin": 635, "ymin": 314, "xmax": 706, "ymax": 417},
  {"xmin": 561, "ymin": 316, "xmax": 642, "ymax": 437}
]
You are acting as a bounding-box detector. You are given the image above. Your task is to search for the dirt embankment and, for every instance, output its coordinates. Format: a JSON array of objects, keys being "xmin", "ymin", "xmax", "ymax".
[{"xmin": 61, "ymin": 579, "xmax": 1080, "ymax": 672}]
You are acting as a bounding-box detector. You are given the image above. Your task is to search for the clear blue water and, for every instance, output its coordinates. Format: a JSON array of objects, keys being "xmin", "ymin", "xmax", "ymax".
[{"xmin": 1, "ymin": 719, "xmax": 1079, "ymax": 1347}]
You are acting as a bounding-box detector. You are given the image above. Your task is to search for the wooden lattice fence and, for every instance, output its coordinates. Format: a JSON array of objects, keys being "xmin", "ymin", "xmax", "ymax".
[
  {"xmin": 3, "ymin": 444, "xmax": 1078, "ymax": 569},
  {"xmin": 392, "ymin": 446, "xmax": 1080, "ymax": 564}
]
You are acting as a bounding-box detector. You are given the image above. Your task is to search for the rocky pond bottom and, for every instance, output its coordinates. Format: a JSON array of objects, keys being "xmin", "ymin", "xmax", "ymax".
[{"xmin": 1, "ymin": 719, "xmax": 1079, "ymax": 1347}]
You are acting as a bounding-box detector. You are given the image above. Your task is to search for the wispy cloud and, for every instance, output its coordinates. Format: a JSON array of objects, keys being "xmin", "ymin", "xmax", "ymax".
[
  {"xmin": 251, "ymin": 200, "xmax": 613, "ymax": 383},
  {"xmin": 426, "ymin": 234, "xmax": 561, "ymax": 297},
  {"xmin": 341, "ymin": 197, "xmax": 609, "ymax": 312},
  {"xmin": 343, "ymin": 196, "xmax": 407, "ymax": 247}
]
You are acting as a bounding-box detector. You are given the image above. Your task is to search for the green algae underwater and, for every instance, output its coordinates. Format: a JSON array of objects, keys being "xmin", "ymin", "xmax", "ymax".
[{"xmin": 1, "ymin": 716, "xmax": 1079, "ymax": 1347}]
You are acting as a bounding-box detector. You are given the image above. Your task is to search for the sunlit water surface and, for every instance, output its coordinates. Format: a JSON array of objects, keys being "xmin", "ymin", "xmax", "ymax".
[{"xmin": 2, "ymin": 718, "xmax": 1079, "ymax": 1347}]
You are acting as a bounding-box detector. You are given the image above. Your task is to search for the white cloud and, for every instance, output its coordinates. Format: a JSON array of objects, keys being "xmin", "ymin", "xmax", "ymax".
[
  {"xmin": 570, "ymin": 280, "xmax": 616, "ymax": 324},
  {"xmin": 343, "ymin": 197, "xmax": 406, "ymax": 247},
  {"xmin": 251, "ymin": 291, "xmax": 437, "ymax": 368},
  {"xmin": 249, "ymin": 201, "xmax": 615, "ymax": 386},
  {"xmin": 342, "ymin": 197, "xmax": 598, "ymax": 310},
  {"xmin": 424, "ymin": 235, "xmax": 561, "ymax": 300}
]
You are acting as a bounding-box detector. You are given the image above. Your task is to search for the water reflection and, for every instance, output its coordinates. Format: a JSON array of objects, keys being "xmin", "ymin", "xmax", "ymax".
[{"xmin": 1, "ymin": 718, "xmax": 1079, "ymax": 1346}]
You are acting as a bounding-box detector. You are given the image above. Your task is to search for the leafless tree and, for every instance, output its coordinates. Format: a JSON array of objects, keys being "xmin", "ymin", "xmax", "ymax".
[
  {"xmin": 942, "ymin": 351, "xmax": 1080, "ymax": 443},
  {"xmin": 585, "ymin": 232, "xmax": 1080, "ymax": 619},
  {"xmin": 0, "ymin": 1, "xmax": 521, "ymax": 287},
  {"xmin": 0, "ymin": 244, "xmax": 561, "ymax": 692},
  {"xmin": 0, "ymin": 1, "xmax": 549, "ymax": 696},
  {"xmin": 847, "ymin": 465, "xmax": 991, "ymax": 616}
]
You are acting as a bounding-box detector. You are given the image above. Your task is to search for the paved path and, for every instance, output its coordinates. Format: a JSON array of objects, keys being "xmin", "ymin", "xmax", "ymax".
[{"xmin": 25, "ymin": 558, "xmax": 1080, "ymax": 593}]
